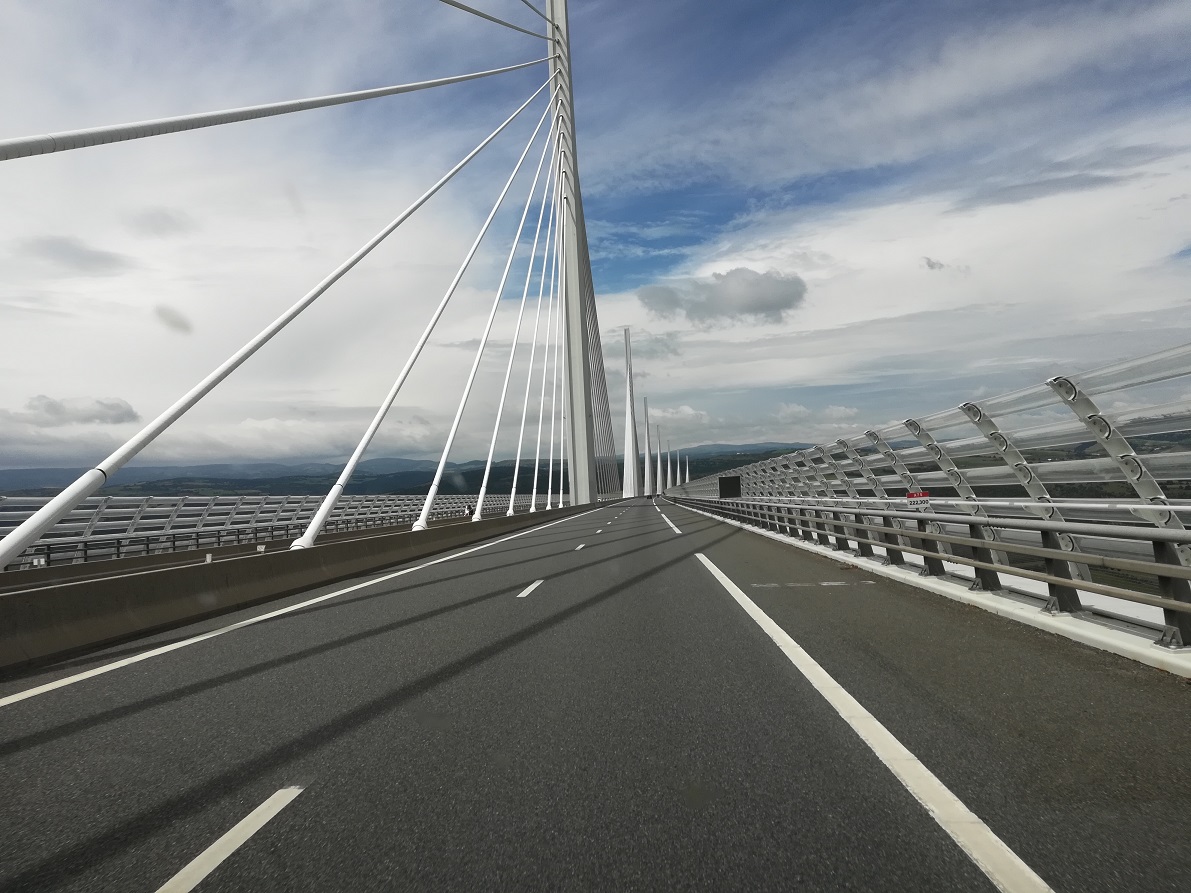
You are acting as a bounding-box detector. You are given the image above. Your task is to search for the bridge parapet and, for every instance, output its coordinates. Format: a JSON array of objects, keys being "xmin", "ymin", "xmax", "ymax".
[
  {"xmin": 0, "ymin": 493, "xmax": 558, "ymax": 572},
  {"xmin": 667, "ymin": 340, "xmax": 1191, "ymax": 648}
]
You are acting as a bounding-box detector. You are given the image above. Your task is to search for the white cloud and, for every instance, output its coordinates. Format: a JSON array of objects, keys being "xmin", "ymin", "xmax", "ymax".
[
  {"xmin": 0, "ymin": 0, "xmax": 561, "ymax": 469},
  {"xmin": 775, "ymin": 403, "xmax": 811, "ymax": 422},
  {"xmin": 638, "ymin": 268, "xmax": 807, "ymax": 325},
  {"xmin": 823, "ymin": 405, "xmax": 859, "ymax": 421},
  {"xmin": 581, "ymin": 0, "xmax": 1191, "ymax": 193},
  {"xmin": 1, "ymin": 396, "xmax": 141, "ymax": 428},
  {"xmin": 5, "ymin": 0, "xmax": 1191, "ymax": 473}
]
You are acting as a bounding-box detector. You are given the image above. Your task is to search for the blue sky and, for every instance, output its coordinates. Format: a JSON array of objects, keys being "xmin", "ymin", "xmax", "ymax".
[{"xmin": 1, "ymin": 0, "xmax": 1190, "ymax": 466}]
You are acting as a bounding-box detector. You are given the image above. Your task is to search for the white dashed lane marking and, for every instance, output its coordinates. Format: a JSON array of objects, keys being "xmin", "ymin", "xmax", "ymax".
[{"xmin": 516, "ymin": 580, "xmax": 545, "ymax": 599}]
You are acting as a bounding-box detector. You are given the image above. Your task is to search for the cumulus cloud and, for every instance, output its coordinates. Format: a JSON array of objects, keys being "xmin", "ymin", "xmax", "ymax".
[
  {"xmin": 637, "ymin": 268, "xmax": 807, "ymax": 324},
  {"xmin": 2, "ymin": 395, "xmax": 141, "ymax": 427},
  {"xmin": 775, "ymin": 403, "xmax": 811, "ymax": 422},
  {"xmin": 21, "ymin": 236, "xmax": 136, "ymax": 275}
]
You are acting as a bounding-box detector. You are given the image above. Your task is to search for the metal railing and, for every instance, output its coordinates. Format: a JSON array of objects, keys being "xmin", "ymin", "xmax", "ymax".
[
  {"xmin": 667, "ymin": 340, "xmax": 1191, "ymax": 648},
  {"xmin": 0, "ymin": 492, "xmax": 557, "ymax": 571}
]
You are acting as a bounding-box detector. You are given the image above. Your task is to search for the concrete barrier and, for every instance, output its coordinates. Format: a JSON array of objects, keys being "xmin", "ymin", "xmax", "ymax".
[{"xmin": 0, "ymin": 504, "xmax": 599, "ymax": 673}]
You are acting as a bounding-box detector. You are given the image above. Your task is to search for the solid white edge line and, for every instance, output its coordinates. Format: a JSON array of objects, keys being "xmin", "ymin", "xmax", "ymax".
[
  {"xmin": 516, "ymin": 579, "xmax": 545, "ymax": 598},
  {"xmin": 155, "ymin": 785, "xmax": 304, "ymax": 893},
  {"xmin": 659, "ymin": 513, "xmax": 681, "ymax": 535},
  {"xmin": 694, "ymin": 552, "xmax": 1054, "ymax": 893},
  {"xmin": 0, "ymin": 505, "xmax": 610, "ymax": 709}
]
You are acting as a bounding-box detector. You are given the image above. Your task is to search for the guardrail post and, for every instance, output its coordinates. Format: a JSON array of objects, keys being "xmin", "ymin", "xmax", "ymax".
[
  {"xmin": 1152, "ymin": 539, "xmax": 1191, "ymax": 648},
  {"xmin": 880, "ymin": 516, "xmax": 906, "ymax": 565},
  {"xmin": 916, "ymin": 518, "xmax": 947, "ymax": 577},
  {"xmin": 967, "ymin": 522, "xmax": 1002, "ymax": 591},
  {"xmin": 1040, "ymin": 530, "xmax": 1084, "ymax": 613},
  {"xmin": 852, "ymin": 511, "xmax": 874, "ymax": 558},
  {"xmin": 812, "ymin": 509, "xmax": 832, "ymax": 547},
  {"xmin": 827, "ymin": 510, "xmax": 850, "ymax": 551}
]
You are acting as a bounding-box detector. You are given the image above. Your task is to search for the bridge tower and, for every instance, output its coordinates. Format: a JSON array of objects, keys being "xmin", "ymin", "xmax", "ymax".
[
  {"xmin": 622, "ymin": 329, "xmax": 642, "ymax": 497},
  {"xmin": 549, "ymin": 0, "xmax": 605, "ymax": 504}
]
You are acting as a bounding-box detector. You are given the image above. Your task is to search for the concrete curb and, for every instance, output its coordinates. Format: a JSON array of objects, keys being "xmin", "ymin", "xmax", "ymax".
[
  {"xmin": 670, "ymin": 499, "xmax": 1191, "ymax": 680},
  {"xmin": 0, "ymin": 504, "xmax": 601, "ymax": 674}
]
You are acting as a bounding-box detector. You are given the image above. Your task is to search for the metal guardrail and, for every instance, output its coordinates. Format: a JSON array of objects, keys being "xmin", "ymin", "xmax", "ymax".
[
  {"xmin": 673, "ymin": 494, "xmax": 1191, "ymax": 648},
  {"xmin": 667, "ymin": 340, "xmax": 1191, "ymax": 648},
  {"xmin": 0, "ymin": 493, "xmax": 557, "ymax": 571}
]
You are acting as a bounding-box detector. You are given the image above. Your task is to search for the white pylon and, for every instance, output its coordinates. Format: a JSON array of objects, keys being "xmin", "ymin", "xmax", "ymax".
[
  {"xmin": 643, "ymin": 397, "xmax": 654, "ymax": 497},
  {"xmin": 685, "ymin": 454, "xmax": 690, "ymax": 484},
  {"xmin": 621, "ymin": 329, "xmax": 641, "ymax": 498},
  {"xmin": 656, "ymin": 427, "xmax": 663, "ymax": 495},
  {"xmin": 665, "ymin": 440, "xmax": 673, "ymax": 491},
  {"xmin": 550, "ymin": 0, "xmax": 599, "ymax": 505}
]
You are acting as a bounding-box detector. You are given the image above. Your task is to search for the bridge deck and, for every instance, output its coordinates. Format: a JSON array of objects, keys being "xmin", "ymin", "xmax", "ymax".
[{"xmin": 1, "ymin": 500, "xmax": 1187, "ymax": 891}]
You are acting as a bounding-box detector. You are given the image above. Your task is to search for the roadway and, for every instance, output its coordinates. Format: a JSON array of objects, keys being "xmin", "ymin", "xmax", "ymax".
[{"xmin": 0, "ymin": 498, "xmax": 1188, "ymax": 891}]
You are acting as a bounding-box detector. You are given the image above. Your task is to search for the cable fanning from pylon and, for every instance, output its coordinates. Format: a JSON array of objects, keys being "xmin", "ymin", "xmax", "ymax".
[
  {"xmin": 412, "ymin": 91, "xmax": 562, "ymax": 530},
  {"xmin": 0, "ymin": 76, "xmax": 559, "ymax": 568},
  {"xmin": 472, "ymin": 114, "xmax": 562, "ymax": 520},
  {"xmin": 508, "ymin": 163, "xmax": 558, "ymax": 513},
  {"xmin": 292, "ymin": 83, "xmax": 559, "ymax": 547}
]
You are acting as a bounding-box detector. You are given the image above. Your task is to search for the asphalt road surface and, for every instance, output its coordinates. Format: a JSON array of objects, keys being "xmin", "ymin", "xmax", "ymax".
[{"xmin": 1, "ymin": 498, "xmax": 1188, "ymax": 891}]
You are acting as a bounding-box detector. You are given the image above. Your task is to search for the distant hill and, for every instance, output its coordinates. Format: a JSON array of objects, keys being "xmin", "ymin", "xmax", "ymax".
[
  {"xmin": 0, "ymin": 457, "xmax": 443, "ymax": 494},
  {"xmin": 0, "ymin": 444, "xmax": 813, "ymax": 497}
]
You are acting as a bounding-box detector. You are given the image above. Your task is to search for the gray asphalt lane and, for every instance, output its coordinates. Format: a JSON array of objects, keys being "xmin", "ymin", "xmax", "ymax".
[
  {"xmin": 671, "ymin": 499, "xmax": 1191, "ymax": 893},
  {"xmin": 0, "ymin": 496, "xmax": 1111, "ymax": 891}
]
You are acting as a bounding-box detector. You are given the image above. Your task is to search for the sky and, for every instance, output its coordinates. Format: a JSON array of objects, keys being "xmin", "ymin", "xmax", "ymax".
[{"xmin": 2, "ymin": 0, "xmax": 1191, "ymax": 471}]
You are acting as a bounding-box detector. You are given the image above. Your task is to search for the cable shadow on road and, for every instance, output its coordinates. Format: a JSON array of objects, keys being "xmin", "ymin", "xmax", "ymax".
[
  {"xmin": 0, "ymin": 513, "xmax": 621, "ymax": 684},
  {"xmin": 282, "ymin": 518, "xmax": 712, "ymax": 622},
  {"xmin": 4, "ymin": 510, "xmax": 717, "ymax": 689},
  {"xmin": 0, "ymin": 525, "xmax": 738, "ymax": 760},
  {"xmin": 0, "ymin": 527, "xmax": 737, "ymax": 893}
]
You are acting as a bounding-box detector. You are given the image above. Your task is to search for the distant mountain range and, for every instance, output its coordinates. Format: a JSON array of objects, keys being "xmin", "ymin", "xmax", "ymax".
[
  {"xmin": 0, "ymin": 444, "xmax": 811, "ymax": 496},
  {"xmin": 0, "ymin": 457, "xmax": 444, "ymax": 492}
]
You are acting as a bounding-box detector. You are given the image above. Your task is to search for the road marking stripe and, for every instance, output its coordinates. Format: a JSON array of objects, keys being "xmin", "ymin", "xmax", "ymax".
[
  {"xmin": 660, "ymin": 513, "xmax": 681, "ymax": 535},
  {"xmin": 516, "ymin": 580, "xmax": 544, "ymax": 599},
  {"xmin": 155, "ymin": 786, "xmax": 304, "ymax": 893},
  {"xmin": 694, "ymin": 553, "xmax": 1054, "ymax": 893},
  {"xmin": 0, "ymin": 506, "xmax": 608, "ymax": 709},
  {"xmin": 575, "ymin": 543, "xmax": 585, "ymax": 551}
]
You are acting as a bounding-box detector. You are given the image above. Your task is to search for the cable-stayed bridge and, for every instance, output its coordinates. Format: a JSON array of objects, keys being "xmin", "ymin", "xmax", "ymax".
[{"xmin": 1, "ymin": 3, "xmax": 1189, "ymax": 891}]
